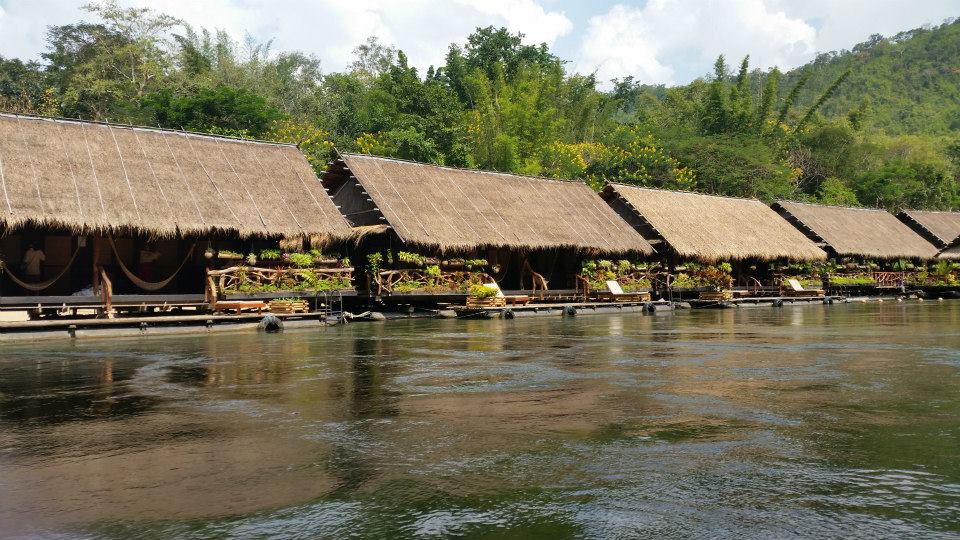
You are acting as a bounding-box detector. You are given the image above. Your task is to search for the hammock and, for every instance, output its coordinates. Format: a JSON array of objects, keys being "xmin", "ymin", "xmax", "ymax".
[
  {"xmin": 108, "ymin": 237, "xmax": 197, "ymax": 292},
  {"xmin": 2, "ymin": 245, "xmax": 82, "ymax": 292}
]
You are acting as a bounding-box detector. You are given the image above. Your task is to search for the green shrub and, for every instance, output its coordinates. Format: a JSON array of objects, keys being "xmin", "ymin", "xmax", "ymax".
[
  {"xmin": 469, "ymin": 284, "xmax": 498, "ymax": 299},
  {"xmin": 259, "ymin": 248, "xmax": 281, "ymax": 260},
  {"xmin": 398, "ymin": 251, "xmax": 426, "ymax": 266},
  {"xmin": 288, "ymin": 252, "xmax": 314, "ymax": 267},
  {"xmin": 367, "ymin": 253, "xmax": 383, "ymax": 273}
]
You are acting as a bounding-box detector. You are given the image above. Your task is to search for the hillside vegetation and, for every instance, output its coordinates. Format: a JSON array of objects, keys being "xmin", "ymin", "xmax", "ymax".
[{"xmin": 0, "ymin": 2, "xmax": 957, "ymax": 211}]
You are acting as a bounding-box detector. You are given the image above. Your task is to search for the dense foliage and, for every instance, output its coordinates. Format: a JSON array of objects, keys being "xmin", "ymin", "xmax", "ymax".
[{"xmin": 1, "ymin": 2, "xmax": 957, "ymax": 210}]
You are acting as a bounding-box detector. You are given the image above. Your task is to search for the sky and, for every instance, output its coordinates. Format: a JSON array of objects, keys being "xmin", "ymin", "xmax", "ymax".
[{"xmin": 0, "ymin": 0, "xmax": 957, "ymax": 87}]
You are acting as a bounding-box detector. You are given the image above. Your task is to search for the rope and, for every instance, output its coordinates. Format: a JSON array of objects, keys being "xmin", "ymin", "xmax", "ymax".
[
  {"xmin": 55, "ymin": 121, "xmax": 84, "ymax": 218},
  {"xmin": 216, "ymin": 138, "xmax": 267, "ymax": 227},
  {"xmin": 107, "ymin": 237, "xmax": 197, "ymax": 292},
  {"xmin": 250, "ymin": 147, "xmax": 303, "ymax": 231},
  {"xmin": 182, "ymin": 132, "xmax": 241, "ymax": 225},
  {"xmin": 278, "ymin": 146, "xmax": 331, "ymax": 225},
  {"xmin": 160, "ymin": 129, "xmax": 205, "ymax": 224},
  {"xmin": 0, "ymin": 153, "xmax": 11, "ymax": 214},
  {"xmin": 132, "ymin": 127, "xmax": 173, "ymax": 215},
  {"xmin": 107, "ymin": 123, "xmax": 142, "ymax": 222},
  {"xmin": 15, "ymin": 115, "xmax": 44, "ymax": 211},
  {"xmin": 80, "ymin": 122, "xmax": 107, "ymax": 217},
  {"xmin": 3, "ymin": 245, "xmax": 82, "ymax": 292}
]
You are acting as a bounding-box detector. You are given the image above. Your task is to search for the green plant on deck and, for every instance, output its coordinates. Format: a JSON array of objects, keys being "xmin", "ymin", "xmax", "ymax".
[
  {"xmin": 464, "ymin": 258, "xmax": 488, "ymax": 270},
  {"xmin": 245, "ymin": 253, "xmax": 257, "ymax": 265},
  {"xmin": 908, "ymin": 263, "xmax": 958, "ymax": 287},
  {"xmin": 697, "ymin": 264, "xmax": 733, "ymax": 290},
  {"xmin": 621, "ymin": 279, "xmax": 652, "ymax": 292},
  {"xmin": 367, "ymin": 253, "xmax": 383, "ymax": 274},
  {"xmin": 393, "ymin": 280, "xmax": 425, "ymax": 293},
  {"xmin": 340, "ymin": 257, "xmax": 351, "ymax": 267},
  {"xmin": 932, "ymin": 259, "xmax": 955, "ymax": 276},
  {"xmin": 581, "ymin": 258, "xmax": 652, "ymax": 291},
  {"xmin": 397, "ymin": 251, "xmax": 427, "ymax": 267},
  {"xmin": 670, "ymin": 264, "xmax": 733, "ymax": 290},
  {"xmin": 259, "ymin": 248, "xmax": 281, "ymax": 261},
  {"xmin": 287, "ymin": 252, "xmax": 314, "ymax": 267},
  {"xmin": 828, "ymin": 275, "xmax": 877, "ymax": 286},
  {"xmin": 671, "ymin": 273, "xmax": 699, "ymax": 289},
  {"xmin": 218, "ymin": 249, "xmax": 243, "ymax": 259},
  {"xmin": 425, "ymin": 264, "xmax": 442, "ymax": 287},
  {"xmin": 469, "ymin": 284, "xmax": 498, "ymax": 299}
]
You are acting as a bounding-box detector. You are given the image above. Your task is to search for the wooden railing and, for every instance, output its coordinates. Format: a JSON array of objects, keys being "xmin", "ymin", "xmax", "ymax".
[
  {"xmin": 207, "ymin": 266, "xmax": 354, "ymax": 297},
  {"xmin": 372, "ymin": 269, "xmax": 493, "ymax": 295},
  {"xmin": 872, "ymin": 271, "xmax": 905, "ymax": 288}
]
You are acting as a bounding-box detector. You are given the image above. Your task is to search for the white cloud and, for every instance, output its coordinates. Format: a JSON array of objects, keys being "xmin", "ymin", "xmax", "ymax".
[
  {"xmin": 456, "ymin": 0, "xmax": 573, "ymax": 45},
  {"xmin": 0, "ymin": 0, "xmax": 86, "ymax": 60},
  {"xmin": 0, "ymin": 0, "xmax": 572, "ymax": 76},
  {"xmin": 1, "ymin": 0, "xmax": 956, "ymax": 88},
  {"xmin": 772, "ymin": 0, "xmax": 958, "ymax": 53},
  {"xmin": 575, "ymin": 0, "xmax": 817, "ymax": 86}
]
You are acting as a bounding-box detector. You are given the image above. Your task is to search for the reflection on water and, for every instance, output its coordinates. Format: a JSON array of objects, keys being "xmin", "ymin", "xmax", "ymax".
[{"xmin": 1, "ymin": 302, "xmax": 960, "ymax": 538}]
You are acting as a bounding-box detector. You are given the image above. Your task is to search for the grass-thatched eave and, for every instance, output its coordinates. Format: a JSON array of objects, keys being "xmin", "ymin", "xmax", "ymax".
[
  {"xmin": 0, "ymin": 113, "xmax": 352, "ymax": 241},
  {"xmin": 322, "ymin": 151, "xmax": 654, "ymax": 256},
  {"xmin": 896, "ymin": 209, "xmax": 960, "ymax": 249},
  {"xmin": 601, "ymin": 183, "xmax": 827, "ymax": 262},
  {"xmin": 774, "ymin": 200, "xmax": 938, "ymax": 260}
]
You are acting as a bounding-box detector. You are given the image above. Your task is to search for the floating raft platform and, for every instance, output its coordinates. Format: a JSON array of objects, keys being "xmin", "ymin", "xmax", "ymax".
[
  {"xmin": 0, "ymin": 310, "xmax": 354, "ymax": 341},
  {"xmin": 451, "ymin": 300, "xmax": 674, "ymax": 318},
  {"xmin": 686, "ymin": 295, "xmax": 847, "ymax": 309}
]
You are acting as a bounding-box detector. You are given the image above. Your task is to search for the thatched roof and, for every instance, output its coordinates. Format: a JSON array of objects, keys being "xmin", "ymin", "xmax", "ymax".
[
  {"xmin": 773, "ymin": 201, "xmax": 938, "ymax": 259},
  {"xmin": 938, "ymin": 234, "xmax": 960, "ymax": 260},
  {"xmin": 600, "ymin": 184, "xmax": 826, "ymax": 261},
  {"xmin": 0, "ymin": 113, "xmax": 351, "ymax": 239},
  {"xmin": 322, "ymin": 153, "xmax": 653, "ymax": 254},
  {"xmin": 896, "ymin": 209, "xmax": 960, "ymax": 248}
]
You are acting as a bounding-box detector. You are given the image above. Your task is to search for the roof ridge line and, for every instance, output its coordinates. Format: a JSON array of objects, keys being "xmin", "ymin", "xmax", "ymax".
[
  {"xmin": 775, "ymin": 199, "xmax": 889, "ymax": 213},
  {"xmin": 606, "ymin": 182, "xmax": 763, "ymax": 202},
  {"xmin": 337, "ymin": 150, "xmax": 589, "ymax": 186},
  {"xmin": 0, "ymin": 111, "xmax": 296, "ymax": 148}
]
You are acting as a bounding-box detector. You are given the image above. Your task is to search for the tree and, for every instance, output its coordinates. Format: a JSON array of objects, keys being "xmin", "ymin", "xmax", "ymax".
[
  {"xmin": 349, "ymin": 36, "xmax": 396, "ymax": 83},
  {"xmin": 143, "ymin": 86, "xmax": 279, "ymax": 136},
  {"xmin": 45, "ymin": 1, "xmax": 181, "ymax": 121},
  {"xmin": 699, "ymin": 55, "xmax": 729, "ymax": 135}
]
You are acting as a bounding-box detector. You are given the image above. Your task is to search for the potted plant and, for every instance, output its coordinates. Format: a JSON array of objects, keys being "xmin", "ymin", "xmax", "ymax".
[{"xmin": 217, "ymin": 249, "xmax": 244, "ymax": 261}]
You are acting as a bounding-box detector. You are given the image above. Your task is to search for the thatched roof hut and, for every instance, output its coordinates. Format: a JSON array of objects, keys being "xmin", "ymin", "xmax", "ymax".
[
  {"xmin": 0, "ymin": 113, "xmax": 351, "ymax": 239},
  {"xmin": 599, "ymin": 184, "xmax": 826, "ymax": 262},
  {"xmin": 896, "ymin": 209, "xmax": 960, "ymax": 249},
  {"xmin": 321, "ymin": 153, "xmax": 653, "ymax": 254},
  {"xmin": 773, "ymin": 201, "xmax": 938, "ymax": 259}
]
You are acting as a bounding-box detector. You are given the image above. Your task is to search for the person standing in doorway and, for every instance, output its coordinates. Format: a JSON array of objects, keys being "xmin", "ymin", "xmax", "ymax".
[{"xmin": 22, "ymin": 243, "xmax": 46, "ymax": 282}]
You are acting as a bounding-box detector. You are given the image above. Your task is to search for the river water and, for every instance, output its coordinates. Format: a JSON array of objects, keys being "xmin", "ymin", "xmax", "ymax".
[{"xmin": 1, "ymin": 302, "xmax": 959, "ymax": 539}]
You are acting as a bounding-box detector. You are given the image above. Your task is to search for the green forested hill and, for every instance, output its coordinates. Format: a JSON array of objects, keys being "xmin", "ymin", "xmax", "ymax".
[
  {"xmin": 0, "ymin": 4, "xmax": 957, "ymax": 211},
  {"xmin": 784, "ymin": 18, "xmax": 960, "ymax": 135}
]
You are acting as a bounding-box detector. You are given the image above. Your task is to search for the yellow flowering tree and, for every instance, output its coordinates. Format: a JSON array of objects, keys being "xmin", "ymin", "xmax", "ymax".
[{"xmin": 265, "ymin": 119, "xmax": 335, "ymax": 176}]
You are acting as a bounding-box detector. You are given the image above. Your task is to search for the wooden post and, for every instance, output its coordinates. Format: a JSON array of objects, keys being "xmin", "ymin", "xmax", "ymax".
[
  {"xmin": 100, "ymin": 267, "xmax": 113, "ymax": 318},
  {"xmin": 92, "ymin": 235, "xmax": 101, "ymax": 295}
]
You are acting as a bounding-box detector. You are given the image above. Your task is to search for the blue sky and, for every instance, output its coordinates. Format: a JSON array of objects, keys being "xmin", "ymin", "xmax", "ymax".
[{"xmin": 1, "ymin": 0, "xmax": 957, "ymax": 88}]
